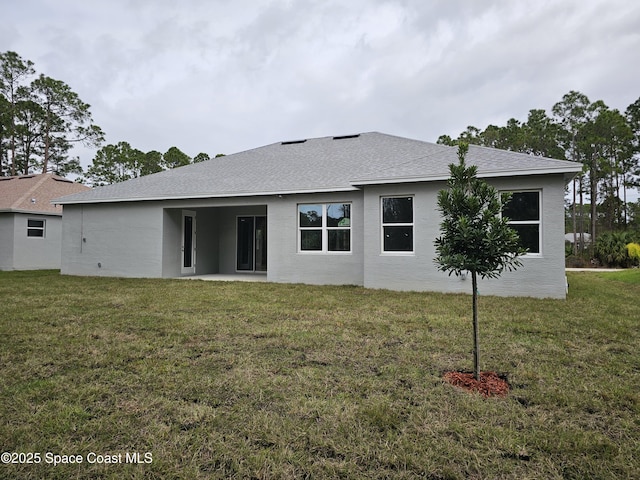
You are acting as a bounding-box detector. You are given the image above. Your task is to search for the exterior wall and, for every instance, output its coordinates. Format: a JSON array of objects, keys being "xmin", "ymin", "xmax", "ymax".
[
  {"xmin": 61, "ymin": 173, "xmax": 568, "ymax": 298},
  {"xmin": 161, "ymin": 208, "xmax": 183, "ymax": 278},
  {"xmin": 13, "ymin": 213, "xmax": 63, "ymax": 270},
  {"xmin": 0, "ymin": 213, "xmax": 15, "ymax": 270},
  {"xmin": 0, "ymin": 213, "xmax": 62, "ymax": 270},
  {"xmin": 62, "ymin": 197, "xmax": 272, "ymax": 279},
  {"xmin": 363, "ymin": 182, "xmax": 444, "ymax": 291},
  {"xmin": 193, "ymin": 207, "xmax": 220, "ymax": 275},
  {"xmin": 61, "ymin": 202, "xmax": 164, "ymax": 277},
  {"xmin": 483, "ymin": 175, "xmax": 568, "ymax": 298},
  {"xmin": 158, "ymin": 194, "xmax": 361, "ymax": 284},
  {"xmin": 267, "ymin": 191, "xmax": 364, "ymax": 286},
  {"xmin": 362, "ymin": 175, "xmax": 569, "ymax": 299}
]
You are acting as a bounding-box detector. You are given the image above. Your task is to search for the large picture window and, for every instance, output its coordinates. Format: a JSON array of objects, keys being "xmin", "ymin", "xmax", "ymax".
[
  {"xmin": 298, "ymin": 203, "xmax": 351, "ymax": 253},
  {"xmin": 27, "ymin": 218, "xmax": 45, "ymax": 238},
  {"xmin": 502, "ymin": 191, "xmax": 541, "ymax": 254},
  {"xmin": 382, "ymin": 196, "xmax": 413, "ymax": 252}
]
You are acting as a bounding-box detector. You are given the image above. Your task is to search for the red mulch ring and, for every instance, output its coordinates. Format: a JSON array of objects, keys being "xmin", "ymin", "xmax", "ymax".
[{"xmin": 443, "ymin": 371, "xmax": 510, "ymax": 398}]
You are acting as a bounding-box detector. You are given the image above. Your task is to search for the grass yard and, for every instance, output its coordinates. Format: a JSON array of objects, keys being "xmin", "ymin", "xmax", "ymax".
[
  {"xmin": 598, "ymin": 268, "xmax": 640, "ymax": 284},
  {"xmin": 0, "ymin": 270, "xmax": 638, "ymax": 479}
]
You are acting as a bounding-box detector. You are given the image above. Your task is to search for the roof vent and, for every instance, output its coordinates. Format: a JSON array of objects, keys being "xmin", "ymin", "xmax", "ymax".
[
  {"xmin": 52, "ymin": 177, "xmax": 73, "ymax": 183},
  {"xmin": 281, "ymin": 139, "xmax": 307, "ymax": 145},
  {"xmin": 332, "ymin": 134, "xmax": 360, "ymax": 140}
]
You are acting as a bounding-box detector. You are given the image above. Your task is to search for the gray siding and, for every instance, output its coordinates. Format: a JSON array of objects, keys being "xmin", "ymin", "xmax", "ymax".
[
  {"xmin": 0, "ymin": 214, "xmax": 15, "ymax": 270},
  {"xmin": 61, "ymin": 203, "xmax": 163, "ymax": 277},
  {"xmin": 1, "ymin": 213, "xmax": 62, "ymax": 270},
  {"xmin": 161, "ymin": 208, "xmax": 182, "ymax": 277},
  {"xmin": 267, "ymin": 192, "xmax": 364, "ymax": 286},
  {"xmin": 192, "ymin": 208, "xmax": 219, "ymax": 275},
  {"xmin": 61, "ymin": 174, "xmax": 568, "ymax": 298},
  {"xmin": 362, "ymin": 175, "xmax": 568, "ymax": 298}
]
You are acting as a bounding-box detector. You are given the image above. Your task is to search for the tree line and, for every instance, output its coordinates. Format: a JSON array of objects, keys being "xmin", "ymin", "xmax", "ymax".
[
  {"xmin": 438, "ymin": 91, "xmax": 640, "ymax": 251},
  {"xmin": 3, "ymin": 50, "xmax": 638, "ymax": 248},
  {"xmin": 0, "ymin": 51, "xmax": 221, "ymax": 185},
  {"xmin": 84, "ymin": 142, "xmax": 222, "ymax": 186}
]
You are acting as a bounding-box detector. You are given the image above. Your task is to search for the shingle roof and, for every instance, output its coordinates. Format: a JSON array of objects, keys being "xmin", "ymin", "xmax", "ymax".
[
  {"xmin": 54, "ymin": 132, "xmax": 582, "ymax": 205},
  {"xmin": 0, "ymin": 173, "xmax": 90, "ymax": 214}
]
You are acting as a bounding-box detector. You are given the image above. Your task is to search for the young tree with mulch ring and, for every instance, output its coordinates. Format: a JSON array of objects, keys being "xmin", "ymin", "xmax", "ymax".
[{"xmin": 434, "ymin": 143, "xmax": 527, "ymax": 381}]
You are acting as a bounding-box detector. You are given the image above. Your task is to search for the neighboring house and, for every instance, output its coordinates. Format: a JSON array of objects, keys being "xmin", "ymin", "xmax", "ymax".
[
  {"xmin": 54, "ymin": 132, "xmax": 581, "ymax": 298},
  {"xmin": 0, "ymin": 173, "xmax": 90, "ymax": 270}
]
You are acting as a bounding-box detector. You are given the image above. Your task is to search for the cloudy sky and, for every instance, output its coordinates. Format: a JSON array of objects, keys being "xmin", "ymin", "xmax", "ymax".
[{"xmin": 4, "ymin": 0, "xmax": 640, "ymax": 168}]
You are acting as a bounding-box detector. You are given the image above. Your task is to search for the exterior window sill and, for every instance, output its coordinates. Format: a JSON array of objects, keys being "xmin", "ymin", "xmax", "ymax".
[{"xmin": 297, "ymin": 251, "xmax": 352, "ymax": 255}]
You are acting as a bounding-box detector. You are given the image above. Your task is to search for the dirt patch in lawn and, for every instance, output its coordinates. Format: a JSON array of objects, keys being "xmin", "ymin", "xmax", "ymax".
[{"xmin": 443, "ymin": 371, "xmax": 510, "ymax": 398}]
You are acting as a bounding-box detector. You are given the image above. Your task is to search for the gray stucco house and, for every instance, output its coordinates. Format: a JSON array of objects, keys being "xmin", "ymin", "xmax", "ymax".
[
  {"xmin": 55, "ymin": 132, "xmax": 581, "ymax": 298},
  {"xmin": 0, "ymin": 173, "xmax": 90, "ymax": 270}
]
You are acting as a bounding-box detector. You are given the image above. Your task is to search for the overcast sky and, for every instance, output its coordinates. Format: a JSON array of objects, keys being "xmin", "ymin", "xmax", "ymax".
[{"xmin": 4, "ymin": 0, "xmax": 640, "ymax": 169}]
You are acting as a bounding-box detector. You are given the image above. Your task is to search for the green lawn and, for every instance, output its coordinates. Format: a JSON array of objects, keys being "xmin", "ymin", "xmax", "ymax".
[
  {"xmin": 598, "ymin": 268, "xmax": 640, "ymax": 284},
  {"xmin": 1, "ymin": 270, "xmax": 638, "ymax": 479}
]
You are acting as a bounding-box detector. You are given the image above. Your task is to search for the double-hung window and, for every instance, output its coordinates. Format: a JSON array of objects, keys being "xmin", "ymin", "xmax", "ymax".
[
  {"xmin": 298, "ymin": 203, "xmax": 351, "ymax": 252},
  {"xmin": 381, "ymin": 196, "xmax": 413, "ymax": 253},
  {"xmin": 502, "ymin": 191, "xmax": 541, "ymax": 255},
  {"xmin": 27, "ymin": 218, "xmax": 45, "ymax": 238}
]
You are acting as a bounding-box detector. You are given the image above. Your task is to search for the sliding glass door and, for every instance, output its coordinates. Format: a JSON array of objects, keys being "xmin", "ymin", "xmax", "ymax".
[{"xmin": 237, "ymin": 216, "xmax": 267, "ymax": 272}]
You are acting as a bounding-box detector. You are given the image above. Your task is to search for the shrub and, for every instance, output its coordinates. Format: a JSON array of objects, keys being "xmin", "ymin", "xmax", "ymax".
[
  {"xmin": 627, "ymin": 242, "xmax": 640, "ymax": 266},
  {"xmin": 594, "ymin": 231, "xmax": 634, "ymax": 268}
]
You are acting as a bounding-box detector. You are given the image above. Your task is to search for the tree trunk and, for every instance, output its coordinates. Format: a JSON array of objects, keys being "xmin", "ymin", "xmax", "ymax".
[
  {"xmin": 572, "ymin": 177, "xmax": 578, "ymax": 255},
  {"xmin": 623, "ymin": 176, "xmax": 628, "ymax": 228},
  {"xmin": 42, "ymin": 107, "xmax": 51, "ymax": 174},
  {"xmin": 472, "ymin": 271, "xmax": 480, "ymax": 381},
  {"xmin": 10, "ymin": 125, "xmax": 16, "ymax": 176},
  {"xmin": 590, "ymin": 159, "xmax": 598, "ymax": 255},
  {"xmin": 579, "ymin": 178, "xmax": 585, "ymax": 254}
]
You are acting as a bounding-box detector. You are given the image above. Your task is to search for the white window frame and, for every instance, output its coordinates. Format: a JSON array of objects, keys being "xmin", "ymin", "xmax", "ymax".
[
  {"xmin": 297, "ymin": 203, "xmax": 352, "ymax": 254},
  {"xmin": 501, "ymin": 190, "xmax": 542, "ymax": 256},
  {"xmin": 381, "ymin": 195, "xmax": 414, "ymax": 255},
  {"xmin": 27, "ymin": 218, "xmax": 46, "ymax": 238}
]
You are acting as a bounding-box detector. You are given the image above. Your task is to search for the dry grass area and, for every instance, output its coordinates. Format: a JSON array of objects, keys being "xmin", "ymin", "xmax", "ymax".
[{"xmin": 1, "ymin": 270, "xmax": 639, "ymax": 479}]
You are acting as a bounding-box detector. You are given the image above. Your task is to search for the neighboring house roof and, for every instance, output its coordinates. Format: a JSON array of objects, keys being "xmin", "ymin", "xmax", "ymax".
[
  {"xmin": 54, "ymin": 132, "xmax": 582, "ymax": 205},
  {"xmin": 0, "ymin": 173, "xmax": 90, "ymax": 215},
  {"xmin": 565, "ymin": 233, "xmax": 592, "ymax": 244}
]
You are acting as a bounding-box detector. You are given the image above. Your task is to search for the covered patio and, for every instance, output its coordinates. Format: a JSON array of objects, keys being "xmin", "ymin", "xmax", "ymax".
[{"xmin": 162, "ymin": 204, "xmax": 267, "ymax": 278}]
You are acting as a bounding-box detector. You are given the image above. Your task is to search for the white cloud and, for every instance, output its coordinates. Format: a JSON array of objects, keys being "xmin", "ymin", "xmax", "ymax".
[{"xmin": 3, "ymin": 0, "xmax": 639, "ymax": 171}]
